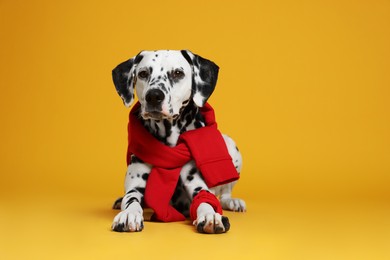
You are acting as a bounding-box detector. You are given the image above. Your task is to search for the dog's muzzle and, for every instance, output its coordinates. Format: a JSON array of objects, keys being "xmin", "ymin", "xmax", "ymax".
[{"xmin": 143, "ymin": 89, "xmax": 168, "ymax": 120}]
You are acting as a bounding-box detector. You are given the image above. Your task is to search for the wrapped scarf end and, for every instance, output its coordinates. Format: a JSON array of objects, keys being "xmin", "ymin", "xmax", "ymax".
[{"xmin": 199, "ymin": 158, "xmax": 240, "ymax": 188}]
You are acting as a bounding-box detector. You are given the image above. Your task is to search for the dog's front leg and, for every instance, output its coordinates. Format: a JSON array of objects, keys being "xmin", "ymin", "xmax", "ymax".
[
  {"xmin": 112, "ymin": 157, "xmax": 151, "ymax": 232},
  {"xmin": 180, "ymin": 161, "xmax": 230, "ymax": 234}
]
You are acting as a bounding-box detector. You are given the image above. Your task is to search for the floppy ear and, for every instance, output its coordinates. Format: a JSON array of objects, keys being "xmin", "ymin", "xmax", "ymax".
[
  {"xmin": 112, "ymin": 53, "xmax": 144, "ymax": 107},
  {"xmin": 181, "ymin": 50, "xmax": 219, "ymax": 107}
]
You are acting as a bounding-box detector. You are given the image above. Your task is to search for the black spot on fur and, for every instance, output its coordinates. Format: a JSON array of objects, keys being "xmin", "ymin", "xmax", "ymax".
[
  {"xmin": 112, "ymin": 197, "xmax": 123, "ymax": 209},
  {"xmin": 194, "ymin": 111, "xmax": 205, "ymax": 129},
  {"xmin": 142, "ymin": 173, "xmax": 149, "ymax": 181},
  {"xmin": 175, "ymin": 99, "xmax": 202, "ymax": 131},
  {"xmin": 176, "ymin": 118, "xmax": 183, "ymax": 129},
  {"xmin": 189, "ymin": 167, "xmax": 197, "ymax": 175},
  {"xmin": 182, "ymin": 99, "xmax": 190, "ymax": 106},
  {"xmin": 185, "ymin": 114, "xmax": 193, "ymax": 127},
  {"xmin": 134, "ymin": 54, "xmax": 144, "ymax": 64},
  {"xmin": 158, "ymin": 83, "xmax": 168, "ymax": 93},
  {"xmin": 136, "ymin": 187, "xmax": 145, "ymax": 194},
  {"xmin": 126, "ymin": 189, "xmax": 137, "ymax": 195},
  {"xmin": 131, "ymin": 156, "xmax": 144, "ymax": 164},
  {"xmin": 167, "ymin": 71, "xmax": 174, "ymax": 87},
  {"xmin": 194, "ymin": 121, "xmax": 203, "ymax": 129},
  {"xmin": 192, "ymin": 187, "xmax": 203, "ymax": 198},
  {"xmin": 181, "ymin": 50, "xmax": 193, "ymax": 65},
  {"xmin": 125, "ymin": 197, "xmax": 139, "ymax": 209},
  {"xmin": 163, "ymin": 119, "xmax": 172, "ymax": 140}
]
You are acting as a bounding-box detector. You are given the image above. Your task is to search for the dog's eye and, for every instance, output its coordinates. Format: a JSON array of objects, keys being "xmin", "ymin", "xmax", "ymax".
[
  {"xmin": 172, "ymin": 69, "xmax": 185, "ymax": 80},
  {"xmin": 138, "ymin": 70, "xmax": 149, "ymax": 79}
]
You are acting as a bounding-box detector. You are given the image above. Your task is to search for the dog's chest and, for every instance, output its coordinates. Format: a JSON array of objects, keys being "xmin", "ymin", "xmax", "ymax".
[
  {"xmin": 142, "ymin": 106, "xmax": 205, "ymax": 146},
  {"xmin": 146, "ymin": 120, "xmax": 181, "ymax": 146}
]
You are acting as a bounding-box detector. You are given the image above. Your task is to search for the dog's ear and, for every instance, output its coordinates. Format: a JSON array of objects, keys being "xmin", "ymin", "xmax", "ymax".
[
  {"xmin": 112, "ymin": 52, "xmax": 144, "ymax": 107},
  {"xmin": 181, "ymin": 50, "xmax": 219, "ymax": 107}
]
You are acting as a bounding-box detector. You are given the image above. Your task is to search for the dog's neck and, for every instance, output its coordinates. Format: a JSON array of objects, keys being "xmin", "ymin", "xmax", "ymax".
[{"xmin": 141, "ymin": 100, "xmax": 205, "ymax": 147}]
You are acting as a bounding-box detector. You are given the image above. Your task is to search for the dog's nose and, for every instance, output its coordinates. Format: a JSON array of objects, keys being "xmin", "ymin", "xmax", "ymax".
[{"xmin": 145, "ymin": 89, "xmax": 165, "ymax": 106}]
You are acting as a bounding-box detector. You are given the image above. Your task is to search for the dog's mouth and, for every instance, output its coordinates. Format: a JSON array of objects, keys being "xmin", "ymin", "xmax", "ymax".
[
  {"xmin": 142, "ymin": 111, "xmax": 172, "ymax": 120},
  {"xmin": 142, "ymin": 111, "xmax": 180, "ymax": 121}
]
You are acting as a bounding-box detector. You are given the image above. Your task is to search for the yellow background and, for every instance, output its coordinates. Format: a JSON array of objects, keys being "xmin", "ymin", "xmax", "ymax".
[{"xmin": 1, "ymin": 0, "xmax": 389, "ymax": 259}]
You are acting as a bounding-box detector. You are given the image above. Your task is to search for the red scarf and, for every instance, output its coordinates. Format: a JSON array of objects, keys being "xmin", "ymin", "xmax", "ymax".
[{"xmin": 127, "ymin": 102, "xmax": 239, "ymax": 222}]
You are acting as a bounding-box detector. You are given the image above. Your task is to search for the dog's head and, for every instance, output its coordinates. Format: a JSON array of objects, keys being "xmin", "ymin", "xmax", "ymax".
[{"xmin": 112, "ymin": 50, "xmax": 219, "ymax": 120}]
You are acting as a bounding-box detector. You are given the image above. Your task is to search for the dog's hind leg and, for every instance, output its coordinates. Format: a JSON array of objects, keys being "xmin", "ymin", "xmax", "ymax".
[
  {"xmin": 212, "ymin": 135, "xmax": 247, "ymax": 212},
  {"xmin": 215, "ymin": 181, "xmax": 247, "ymax": 212}
]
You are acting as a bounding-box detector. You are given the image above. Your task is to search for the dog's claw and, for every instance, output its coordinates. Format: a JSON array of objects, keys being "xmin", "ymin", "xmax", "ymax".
[{"xmin": 194, "ymin": 213, "xmax": 230, "ymax": 234}]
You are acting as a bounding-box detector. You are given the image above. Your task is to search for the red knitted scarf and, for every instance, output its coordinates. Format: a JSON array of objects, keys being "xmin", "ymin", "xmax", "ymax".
[{"xmin": 127, "ymin": 102, "xmax": 239, "ymax": 222}]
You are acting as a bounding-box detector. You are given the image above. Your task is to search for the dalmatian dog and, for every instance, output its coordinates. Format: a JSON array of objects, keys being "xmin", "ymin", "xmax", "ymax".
[{"xmin": 111, "ymin": 50, "xmax": 246, "ymax": 234}]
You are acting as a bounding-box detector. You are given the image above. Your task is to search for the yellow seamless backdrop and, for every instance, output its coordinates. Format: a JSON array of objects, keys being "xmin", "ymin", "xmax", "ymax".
[{"xmin": 0, "ymin": 0, "xmax": 389, "ymax": 259}]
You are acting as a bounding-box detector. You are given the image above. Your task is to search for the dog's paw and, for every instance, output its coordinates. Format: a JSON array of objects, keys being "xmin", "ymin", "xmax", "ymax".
[
  {"xmin": 111, "ymin": 204, "xmax": 144, "ymax": 232},
  {"xmin": 193, "ymin": 203, "xmax": 230, "ymax": 234},
  {"xmin": 220, "ymin": 198, "xmax": 246, "ymax": 212},
  {"xmin": 194, "ymin": 213, "xmax": 230, "ymax": 234}
]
